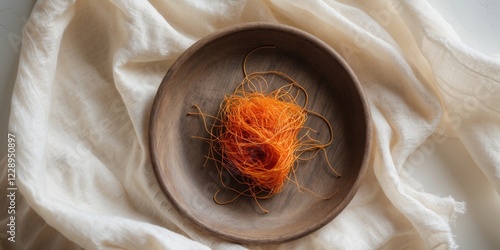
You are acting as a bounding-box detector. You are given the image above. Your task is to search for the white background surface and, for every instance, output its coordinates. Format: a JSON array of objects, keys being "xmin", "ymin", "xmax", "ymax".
[{"xmin": 1, "ymin": 1, "xmax": 499, "ymax": 249}]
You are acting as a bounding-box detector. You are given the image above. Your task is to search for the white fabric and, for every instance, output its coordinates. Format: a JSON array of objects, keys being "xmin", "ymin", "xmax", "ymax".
[{"xmin": 2, "ymin": 0, "xmax": 499, "ymax": 249}]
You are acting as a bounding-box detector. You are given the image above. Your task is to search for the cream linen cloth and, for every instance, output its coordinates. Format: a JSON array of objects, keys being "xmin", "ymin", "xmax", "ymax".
[{"xmin": 2, "ymin": 0, "xmax": 500, "ymax": 249}]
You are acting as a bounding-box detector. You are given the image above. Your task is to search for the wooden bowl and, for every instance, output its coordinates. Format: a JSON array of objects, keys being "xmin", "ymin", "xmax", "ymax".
[{"xmin": 149, "ymin": 23, "xmax": 372, "ymax": 245}]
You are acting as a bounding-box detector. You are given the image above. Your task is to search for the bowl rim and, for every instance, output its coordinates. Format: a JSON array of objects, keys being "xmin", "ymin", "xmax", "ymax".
[{"xmin": 149, "ymin": 22, "xmax": 373, "ymax": 245}]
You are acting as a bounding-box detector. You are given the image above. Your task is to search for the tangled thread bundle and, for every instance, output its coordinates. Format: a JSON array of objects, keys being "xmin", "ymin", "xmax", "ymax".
[
  {"xmin": 189, "ymin": 47, "xmax": 340, "ymax": 212},
  {"xmin": 220, "ymin": 81, "xmax": 306, "ymax": 195}
]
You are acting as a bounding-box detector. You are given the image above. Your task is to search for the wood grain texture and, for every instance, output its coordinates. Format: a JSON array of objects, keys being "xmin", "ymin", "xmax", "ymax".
[{"xmin": 149, "ymin": 23, "xmax": 372, "ymax": 245}]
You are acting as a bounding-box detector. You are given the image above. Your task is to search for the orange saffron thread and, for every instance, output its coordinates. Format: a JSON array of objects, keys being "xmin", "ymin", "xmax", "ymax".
[{"xmin": 188, "ymin": 46, "xmax": 340, "ymax": 213}]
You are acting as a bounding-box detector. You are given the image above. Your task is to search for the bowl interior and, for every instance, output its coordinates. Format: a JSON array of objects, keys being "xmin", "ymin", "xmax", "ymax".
[{"xmin": 150, "ymin": 24, "xmax": 370, "ymax": 244}]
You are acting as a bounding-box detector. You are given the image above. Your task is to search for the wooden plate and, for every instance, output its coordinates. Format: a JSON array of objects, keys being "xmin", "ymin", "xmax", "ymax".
[{"xmin": 149, "ymin": 23, "xmax": 372, "ymax": 245}]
